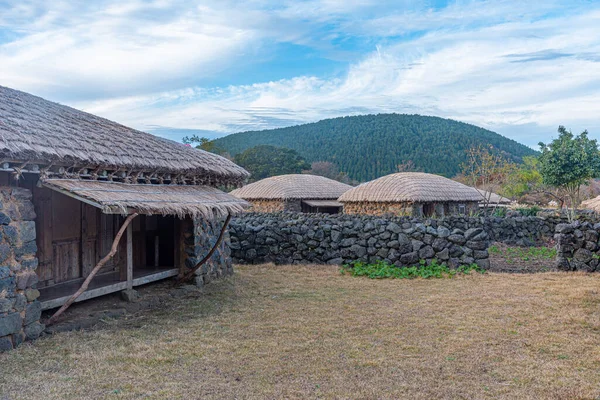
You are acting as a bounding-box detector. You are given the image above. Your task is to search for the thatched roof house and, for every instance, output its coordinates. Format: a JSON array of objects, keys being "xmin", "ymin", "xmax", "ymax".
[
  {"xmin": 338, "ymin": 172, "xmax": 480, "ymax": 217},
  {"xmin": 475, "ymin": 189, "xmax": 511, "ymax": 206},
  {"xmin": 231, "ymin": 174, "xmax": 352, "ymax": 213},
  {"xmin": 0, "ymin": 85, "xmax": 249, "ymax": 350}
]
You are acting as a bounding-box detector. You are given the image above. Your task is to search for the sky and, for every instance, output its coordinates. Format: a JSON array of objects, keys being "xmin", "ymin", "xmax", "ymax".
[{"xmin": 1, "ymin": 0, "xmax": 599, "ymax": 148}]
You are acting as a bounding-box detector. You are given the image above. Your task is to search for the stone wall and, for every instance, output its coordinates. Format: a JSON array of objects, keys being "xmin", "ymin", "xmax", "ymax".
[
  {"xmin": 0, "ymin": 187, "xmax": 42, "ymax": 352},
  {"xmin": 342, "ymin": 202, "xmax": 414, "ymax": 216},
  {"xmin": 246, "ymin": 199, "xmax": 301, "ymax": 213},
  {"xmin": 342, "ymin": 201, "xmax": 479, "ymax": 217},
  {"xmin": 230, "ymin": 213, "xmax": 491, "ymax": 268},
  {"xmin": 555, "ymin": 221, "xmax": 600, "ymax": 271},
  {"xmin": 183, "ymin": 216, "xmax": 234, "ymax": 287},
  {"xmin": 463, "ymin": 216, "xmax": 559, "ymax": 246}
]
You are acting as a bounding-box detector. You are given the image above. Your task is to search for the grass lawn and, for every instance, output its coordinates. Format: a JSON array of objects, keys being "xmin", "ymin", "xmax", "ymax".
[{"xmin": 1, "ymin": 264, "xmax": 600, "ymax": 399}]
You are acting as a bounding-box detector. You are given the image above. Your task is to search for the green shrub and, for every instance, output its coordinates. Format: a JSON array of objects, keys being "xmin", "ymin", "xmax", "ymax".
[
  {"xmin": 492, "ymin": 207, "xmax": 507, "ymax": 217},
  {"xmin": 515, "ymin": 206, "xmax": 541, "ymax": 217},
  {"xmin": 340, "ymin": 259, "xmax": 485, "ymax": 279}
]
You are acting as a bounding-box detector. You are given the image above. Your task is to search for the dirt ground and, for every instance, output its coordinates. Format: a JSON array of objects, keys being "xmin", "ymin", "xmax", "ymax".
[{"xmin": 1, "ymin": 264, "xmax": 600, "ymax": 399}]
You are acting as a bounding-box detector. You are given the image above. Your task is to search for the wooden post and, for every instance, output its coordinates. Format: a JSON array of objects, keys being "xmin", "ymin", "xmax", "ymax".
[
  {"xmin": 154, "ymin": 236, "xmax": 159, "ymax": 267},
  {"xmin": 127, "ymin": 223, "xmax": 133, "ymax": 289}
]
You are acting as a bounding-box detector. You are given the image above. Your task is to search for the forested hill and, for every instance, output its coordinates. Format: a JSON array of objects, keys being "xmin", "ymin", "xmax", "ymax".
[{"xmin": 213, "ymin": 114, "xmax": 536, "ymax": 182}]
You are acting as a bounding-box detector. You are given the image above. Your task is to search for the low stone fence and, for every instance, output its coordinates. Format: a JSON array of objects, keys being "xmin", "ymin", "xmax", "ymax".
[
  {"xmin": 472, "ymin": 216, "xmax": 558, "ymax": 246},
  {"xmin": 555, "ymin": 222, "xmax": 600, "ymax": 271},
  {"xmin": 229, "ymin": 213, "xmax": 491, "ymax": 268}
]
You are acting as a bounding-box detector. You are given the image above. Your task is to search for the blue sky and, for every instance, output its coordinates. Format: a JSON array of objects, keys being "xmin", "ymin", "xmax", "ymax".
[{"xmin": 1, "ymin": 0, "xmax": 599, "ymax": 147}]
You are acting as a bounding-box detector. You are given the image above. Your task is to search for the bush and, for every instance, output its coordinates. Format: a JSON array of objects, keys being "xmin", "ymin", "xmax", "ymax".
[
  {"xmin": 515, "ymin": 206, "xmax": 541, "ymax": 217},
  {"xmin": 340, "ymin": 259, "xmax": 485, "ymax": 279},
  {"xmin": 492, "ymin": 207, "xmax": 507, "ymax": 217}
]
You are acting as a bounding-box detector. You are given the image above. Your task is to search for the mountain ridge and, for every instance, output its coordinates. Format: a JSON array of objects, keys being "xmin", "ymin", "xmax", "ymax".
[{"xmin": 213, "ymin": 113, "xmax": 537, "ymax": 182}]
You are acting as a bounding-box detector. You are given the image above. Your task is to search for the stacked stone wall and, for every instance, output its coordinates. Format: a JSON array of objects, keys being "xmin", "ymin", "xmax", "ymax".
[
  {"xmin": 0, "ymin": 187, "xmax": 42, "ymax": 351},
  {"xmin": 555, "ymin": 222, "xmax": 600, "ymax": 271},
  {"xmin": 230, "ymin": 213, "xmax": 491, "ymax": 268},
  {"xmin": 183, "ymin": 216, "xmax": 234, "ymax": 286},
  {"xmin": 342, "ymin": 201, "xmax": 479, "ymax": 218}
]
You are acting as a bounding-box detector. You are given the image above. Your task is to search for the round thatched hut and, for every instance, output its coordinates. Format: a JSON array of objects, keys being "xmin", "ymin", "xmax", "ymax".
[
  {"xmin": 230, "ymin": 174, "xmax": 352, "ymax": 214},
  {"xmin": 338, "ymin": 172, "xmax": 480, "ymax": 217}
]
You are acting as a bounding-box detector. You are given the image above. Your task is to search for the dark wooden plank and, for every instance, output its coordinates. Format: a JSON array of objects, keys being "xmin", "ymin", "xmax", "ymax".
[
  {"xmin": 52, "ymin": 240, "xmax": 80, "ymax": 283},
  {"xmin": 127, "ymin": 224, "xmax": 133, "ymax": 289},
  {"xmin": 51, "ymin": 191, "xmax": 81, "ymax": 241},
  {"xmin": 81, "ymin": 204, "xmax": 99, "ymax": 276},
  {"xmin": 32, "ymin": 185, "xmax": 54, "ymax": 285}
]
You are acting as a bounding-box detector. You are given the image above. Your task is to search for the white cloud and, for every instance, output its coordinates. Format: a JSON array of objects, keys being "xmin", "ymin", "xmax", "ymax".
[{"xmin": 1, "ymin": 1, "xmax": 599, "ymax": 147}]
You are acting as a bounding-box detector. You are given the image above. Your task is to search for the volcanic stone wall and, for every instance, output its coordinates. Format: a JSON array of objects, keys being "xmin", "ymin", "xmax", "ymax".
[
  {"xmin": 0, "ymin": 187, "xmax": 42, "ymax": 351},
  {"xmin": 185, "ymin": 217, "xmax": 235, "ymax": 286},
  {"xmin": 229, "ymin": 213, "xmax": 491, "ymax": 268},
  {"xmin": 555, "ymin": 221, "xmax": 600, "ymax": 271}
]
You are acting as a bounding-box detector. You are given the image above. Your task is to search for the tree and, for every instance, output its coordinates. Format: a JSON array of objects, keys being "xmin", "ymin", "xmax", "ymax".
[
  {"xmin": 302, "ymin": 161, "xmax": 353, "ymax": 184},
  {"xmin": 234, "ymin": 145, "xmax": 311, "ymax": 182},
  {"xmin": 503, "ymin": 156, "xmax": 566, "ymax": 207},
  {"xmin": 182, "ymin": 135, "xmax": 223, "ymax": 154},
  {"xmin": 461, "ymin": 145, "xmax": 516, "ymax": 209},
  {"xmin": 396, "ymin": 160, "xmax": 421, "ymax": 173},
  {"xmin": 538, "ymin": 126, "xmax": 600, "ymax": 221}
]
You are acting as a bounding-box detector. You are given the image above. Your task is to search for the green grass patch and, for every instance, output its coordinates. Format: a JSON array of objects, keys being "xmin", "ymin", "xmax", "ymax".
[
  {"xmin": 488, "ymin": 245, "xmax": 556, "ymax": 263},
  {"xmin": 340, "ymin": 259, "xmax": 485, "ymax": 279}
]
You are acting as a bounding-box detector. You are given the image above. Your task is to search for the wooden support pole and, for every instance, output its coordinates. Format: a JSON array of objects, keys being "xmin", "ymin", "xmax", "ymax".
[
  {"xmin": 127, "ymin": 223, "xmax": 133, "ymax": 290},
  {"xmin": 154, "ymin": 236, "xmax": 159, "ymax": 267},
  {"xmin": 177, "ymin": 213, "xmax": 231, "ymax": 284},
  {"xmin": 48, "ymin": 213, "xmax": 139, "ymax": 325}
]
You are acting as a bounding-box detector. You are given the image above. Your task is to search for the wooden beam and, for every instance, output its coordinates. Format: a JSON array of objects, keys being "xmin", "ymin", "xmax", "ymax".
[{"xmin": 127, "ymin": 223, "xmax": 133, "ymax": 290}]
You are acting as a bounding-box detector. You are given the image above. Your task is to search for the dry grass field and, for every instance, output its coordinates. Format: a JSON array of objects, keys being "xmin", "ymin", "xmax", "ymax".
[{"xmin": 1, "ymin": 264, "xmax": 600, "ymax": 399}]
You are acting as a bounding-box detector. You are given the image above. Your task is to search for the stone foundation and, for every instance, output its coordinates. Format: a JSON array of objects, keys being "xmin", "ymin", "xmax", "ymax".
[
  {"xmin": 182, "ymin": 216, "xmax": 234, "ymax": 285},
  {"xmin": 245, "ymin": 199, "xmax": 302, "ymax": 213},
  {"xmin": 342, "ymin": 201, "xmax": 479, "ymax": 217},
  {"xmin": 0, "ymin": 187, "xmax": 42, "ymax": 352}
]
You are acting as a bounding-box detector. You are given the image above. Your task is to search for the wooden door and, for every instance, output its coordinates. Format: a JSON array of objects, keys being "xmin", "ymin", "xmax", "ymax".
[
  {"xmin": 32, "ymin": 186, "xmax": 53, "ymax": 285},
  {"xmin": 51, "ymin": 191, "xmax": 81, "ymax": 283},
  {"xmin": 81, "ymin": 204, "xmax": 99, "ymax": 276}
]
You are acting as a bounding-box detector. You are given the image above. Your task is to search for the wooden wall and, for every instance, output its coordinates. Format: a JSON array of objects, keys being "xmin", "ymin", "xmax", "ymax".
[{"xmin": 7, "ymin": 173, "xmax": 179, "ymax": 288}]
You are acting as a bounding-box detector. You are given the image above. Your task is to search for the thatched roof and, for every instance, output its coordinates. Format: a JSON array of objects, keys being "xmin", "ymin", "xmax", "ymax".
[
  {"xmin": 230, "ymin": 174, "xmax": 352, "ymax": 200},
  {"xmin": 581, "ymin": 196, "xmax": 600, "ymax": 212},
  {"xmin": 475, "ymin": 189, "xmax": 511, "ymax": 204},
  {"xmin": 338, "ymin": 172, "xmax": 481, "ymax": 203},
  {"xmin": 43, "ymin": 179, "xmax": 249, "ymax": 218},
  {"xmin": 0, "ymin": 86, "xmax": 249, "ymax": 185}
]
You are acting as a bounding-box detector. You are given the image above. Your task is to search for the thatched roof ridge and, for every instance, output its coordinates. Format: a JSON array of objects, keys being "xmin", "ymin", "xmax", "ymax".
[
  {"xmin": 338, "ymin": 172, "xmax": 481, "ymax": 203},
  {"xmin": 230, "ymin": 174, "xmax": 352, "ymax": 200},
  {"xmin": 43, "ymin": 179, "xmax": 249, "ymax": 218},
  {"xmin": 0, "ymin": 86, "xmax": 249, "ymax": 185}
]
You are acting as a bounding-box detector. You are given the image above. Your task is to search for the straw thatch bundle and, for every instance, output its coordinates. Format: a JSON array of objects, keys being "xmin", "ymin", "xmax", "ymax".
[
  {"xmin": 230, "ymin": 174, "xmax": 352, "ymax": 200},
  {"xmin": 0, "ymin": 86, "xmax": 249, "ymax": 185},
  {"xmin": 581, "ymin": 196, "xmax": 600, "ymax": 212},
  {"xmin": 43, "ymin": 179, "xmax": 249, "ymax": 218},
  {"xmin": 338, "ymin": 172, "xmax": 481, "ymax": 203}
]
